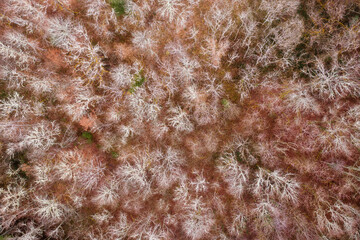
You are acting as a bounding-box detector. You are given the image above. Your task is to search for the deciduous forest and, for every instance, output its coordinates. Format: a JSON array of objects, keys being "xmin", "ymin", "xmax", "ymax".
[{"xmin": 0, "ymin": 0, "xmax": 360, "ymax": 239}]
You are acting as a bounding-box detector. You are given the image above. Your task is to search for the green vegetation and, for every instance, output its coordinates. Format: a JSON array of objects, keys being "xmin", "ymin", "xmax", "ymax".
[
  {"xmin": 0, "ymin": 90, "xmax": 7, "ymax": 99},
  {"xmin": 235, "ymin": 150, "xmax": 244, "ymax": 163},
  {"xmin": 110, "ymin": 151, "xmax": 119, "ymax": 158},
  {"xmin": 0, "ymin": 83, "xmax": 8, "ymax": 99},
  {"xmin": 81, "ymin": 131, "xmax": 93, "ymax": 143},
  {"xmin": 0, "ymin": 236, "xmax": 11, "ymax": 240},
  {"xmin": 129, "ymin": 70, "xmax": 146, "ymax": 93},
  {"xmin": 221, "ymin": 98, "xmax": 230, "ymax": 108},
  {"xmin": 109, "ymin": 0, "xmax": 127, "ymax": 16}
]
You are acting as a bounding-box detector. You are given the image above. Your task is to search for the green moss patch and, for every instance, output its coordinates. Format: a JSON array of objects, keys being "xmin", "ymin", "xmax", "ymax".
[
  {"xmin": 81, "ymin": 131, "xmax": 93, "ymax": 143},
  {"xmin": 109, "ymin": 0, "xmax": 127, "ymax": 16}
]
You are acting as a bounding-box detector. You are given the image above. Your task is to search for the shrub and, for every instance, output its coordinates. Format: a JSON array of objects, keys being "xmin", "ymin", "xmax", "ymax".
[
  {"xmin": 167, "ymin": 106, "xmax": 194, "ymax": 132},
  {"xmin": 92, "ymin": 178, "xmax": 120, "ymax": 207},
  {"xmin": 182, "ymin": 198, "xmax": 215, "ymax": 240},
  {"xmin": 253, "ymin": 168, "xmax": 300, "ymax": 203},
  {"xmin": 116, "ymin": 153, "xmax": 152, "ymax": 197},
  {"xmin": 0, "ymin": 92, "xmax": 32, "ymax": 119},
  {"xmin": 157, "ymin": 0, "xmax": 183, "ymax": 22},
  {"xmin": 217, "ymin": 152, "xmax": 250, "ymax": 198},
  {"xmin": 21, "ymin": 121, "xmax": 61, "ymax": 152},
  {"xmin": 35, "ymin": 196, "xmax": 71, "ymax": 222}
]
